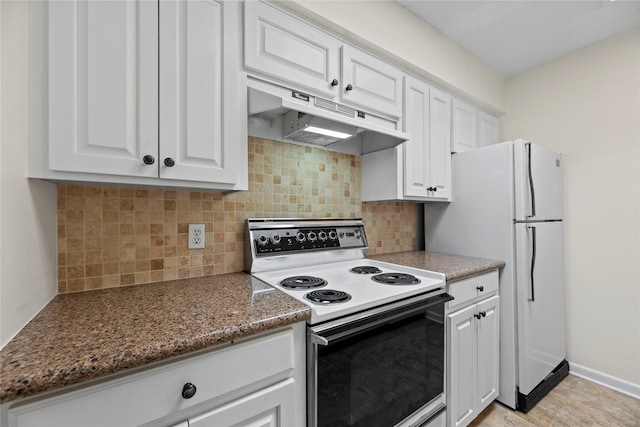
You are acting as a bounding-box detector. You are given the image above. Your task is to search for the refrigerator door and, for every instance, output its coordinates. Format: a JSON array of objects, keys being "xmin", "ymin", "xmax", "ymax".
[
  {"xmin": 514, "ymin": 221, "xmax": 567, "ymax": 396},
  {"xmin": 514, "ymin": 140, "xmax": 564, "ymax": 221}
]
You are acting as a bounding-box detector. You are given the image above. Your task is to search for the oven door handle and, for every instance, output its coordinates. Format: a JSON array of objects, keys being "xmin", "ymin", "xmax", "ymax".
[
  {"xmin": 310, "ymin": 293, "xmax": 453, "ymax": 347},
  {"xmin": 310, "ymin": 334, "xmax": 329, "ymax": 346}
]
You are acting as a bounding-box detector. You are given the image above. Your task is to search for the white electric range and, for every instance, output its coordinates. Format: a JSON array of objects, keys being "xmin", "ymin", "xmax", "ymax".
[{"xmin": 246, "ymin": 218, "xmax": 449, "ymax": 427}]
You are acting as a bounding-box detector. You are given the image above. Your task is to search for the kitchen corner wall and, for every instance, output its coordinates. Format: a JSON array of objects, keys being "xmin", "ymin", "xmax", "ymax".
[{"xmin": 57, "ymin": 137, "xmax": 417, "ymax": 293}]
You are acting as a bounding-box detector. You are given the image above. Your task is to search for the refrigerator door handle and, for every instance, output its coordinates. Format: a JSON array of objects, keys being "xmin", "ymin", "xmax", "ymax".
[
  {"xmin": 528, "ymin": 225, "xmax": 536, "ymax": 301},
  {"xmin": 526, "ymin": 142, "xmax": 536, "ymax": 218}
]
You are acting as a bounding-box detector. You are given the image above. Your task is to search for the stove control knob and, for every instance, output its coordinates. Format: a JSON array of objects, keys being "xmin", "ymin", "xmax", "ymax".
[
  {"xmin": 354, "ymin": 229, "xmax": 362, "ymax": 238},
  {"xmin": 328, "ymin": 231, "xmax": 338, "ymax": 240},
  {"xmin": 296, "ymin": 232, "xmax": 306, "ymax": 243},
  {"xmin": 270, "ymin": 234, "xmax": 281, "ymax": 244},
  {"xmin": 307, "ymin": 231, "xmax": 317, "ymax": 242},
  {"xmin": 256, "ymin": 234, "xmax": 269, "ymax": 246},
  {"xmin": 318, "ymin": 231, "xmax": 327, "ymax": 241}
]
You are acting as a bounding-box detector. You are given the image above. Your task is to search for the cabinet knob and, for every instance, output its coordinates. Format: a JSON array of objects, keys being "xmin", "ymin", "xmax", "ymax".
[
  {"xmin": 345, "ymin": 83, "xmax": 353, "ymax": 91},
  {"xmin": 181, "ymin": 382, "xmax": 197, "ymax": 399},
  {"xmin": 481, "ymin": 311, "xmax": 487, "ymax": 318},
  {"xmin": 477, "ymin": 285, "xmax": 484, "ymax": 292},
  {"xmin": 331, "ymin": 79, "xmax": 339, "ymax": 87},
  {"xmin": 164, "ymin": 157, "xmax": 175, "ymax": 167},
  {"xmin": 474, "ymin": 313, "xmax": 482, "ymax": 320},
  {"xmin": 142, "ymin": 155, "xmax": 155, "ymax": 165}
]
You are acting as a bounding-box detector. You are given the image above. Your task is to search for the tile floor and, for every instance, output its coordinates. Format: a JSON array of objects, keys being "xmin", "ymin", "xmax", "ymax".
[{"xmin": 470, "ymin": 375, "xmax": 639, "ymax": 426}]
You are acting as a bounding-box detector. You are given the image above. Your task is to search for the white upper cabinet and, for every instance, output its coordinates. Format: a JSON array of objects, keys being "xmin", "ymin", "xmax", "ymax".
[
  {"xmin": 340, "ymin": 45, "xmax": 404, "ymax": 118},
  {"xmin": 452, "ymin": 98, "xmax": 478, "ymax": 153},
  {"xmin": 32, "ymin": 0, "xmax": 247, "ymax": 191},
  {"xmin": 244, "ymin": 0, "xmax": 341, "ymax": 99},
  {"xmin": 244, "ymin": 1, "xmax": 403, "ymax": 119},
  {"xmin": 403, "ymin": 77, "xmax": 431, "ymax": 198},
  {"xmin": 477, "ymin": 110, "xmax": 500, "ymax": 148},
  {"xmin": 452, "ymin": 98, "xmax": 500, "ymax": 152},
  {"xmin": 48, "ymin": 0, "xmax": 159, "ymax": 178},
  {"xmin": 428, "ymin": 87, "xmax": 452, "ymax": 200},
  {"xmin": 361, "ymin": 78, "xmax": 451, "ymax": 202},
  {"xmin": 159, "ymin": 0, "xmax": 243, "ymax": 185}
]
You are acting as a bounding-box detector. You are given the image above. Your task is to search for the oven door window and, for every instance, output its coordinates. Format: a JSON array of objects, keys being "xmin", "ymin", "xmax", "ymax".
[{"xmin": 314, "ymin": 299, "xmax": 445, "ymax": 427}]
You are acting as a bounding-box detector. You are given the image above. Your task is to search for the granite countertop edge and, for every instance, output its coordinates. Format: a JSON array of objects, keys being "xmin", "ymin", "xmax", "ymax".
[
  {"xmin": 0, "ymin": 272, "xmax": 310, "ymax": 404},
  {"xmin": 1, "ymin": 250, "xmax": 503, "ymax": 405}
]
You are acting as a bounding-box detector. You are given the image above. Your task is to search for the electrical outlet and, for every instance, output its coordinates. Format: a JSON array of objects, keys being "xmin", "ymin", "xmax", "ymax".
[{"xmin": 188, "ymin": 224, "xmax": 205, "ymax": 249}]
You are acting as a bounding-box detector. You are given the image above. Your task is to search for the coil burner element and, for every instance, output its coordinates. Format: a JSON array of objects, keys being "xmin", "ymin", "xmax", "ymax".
[
  {"xmin": 349, "ymin": 266, "xmax": 383, "ymax": 274},
  {"xmin": 305, "ymin": 290, "xmax": 352, "ymax": 304},
  {"xmin": 279, "ymin": 276, "xmax": 327, "ymax": 289},
  {"xmin": 371, "ymin": 273, "xmax": 421, "ymax": 285}
]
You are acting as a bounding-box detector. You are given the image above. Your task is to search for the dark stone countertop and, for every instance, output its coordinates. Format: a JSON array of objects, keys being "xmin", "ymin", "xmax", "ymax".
[
  {"xmin": 0, "ymin": 251, "xmax": 502, "ymax": 405},
  {"xmin": 0, "ymin": 273, "xmax": 310, "ymax": 404},
  {"xmin": 369, "ymin": 250, "xmax": 504, "ymax": 282}
]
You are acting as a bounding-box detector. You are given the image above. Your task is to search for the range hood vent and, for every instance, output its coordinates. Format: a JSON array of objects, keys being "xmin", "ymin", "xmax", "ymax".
[
  {"xmin": 313, "ymin": 97, "xmax": 355, "ymax": 117},
  {"xmin": 247, "ymin": 78, "xmax": 409, "ymax": 156}
]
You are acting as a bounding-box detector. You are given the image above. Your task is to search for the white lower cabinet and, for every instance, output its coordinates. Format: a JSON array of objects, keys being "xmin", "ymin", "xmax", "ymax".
[
  {"xmin": 446, "ymin": 272, "xmax": 500, "ymax": 427},
  {"xmin": 4, "ymin": 325, "xmax": 305, "ymax": 427},
  {"xmin": 188, "ymin": 379, "xmax": 296, "ymax": 427}
]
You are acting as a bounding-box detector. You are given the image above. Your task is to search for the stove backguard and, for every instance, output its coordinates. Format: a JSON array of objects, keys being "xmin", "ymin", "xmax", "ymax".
[{"xmin": 246, "ymin": 218, "xmax": 369, "ymax": 273}]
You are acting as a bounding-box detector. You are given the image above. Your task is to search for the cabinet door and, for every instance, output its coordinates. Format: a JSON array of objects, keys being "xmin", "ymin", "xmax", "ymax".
[
  {"xmin": 476, "ymin": 295, "xmax": 500, "ymax": 412},
  {"xmin": 451, "ymin": 98, "xmax": 477, "ymax": 153},
  {"xmin": 188, "ymin": 380, "xmax": 297, "ymax": 427},
  {"xmin": 447, "ymin": 304, "xmax": 477, "ymax": 427},
  {"xmin": 477, "ymin": 111, "xmax": 500, "ymax": 148},
  {"xmin": 159, "ymin": 0, "xmax": 243, "ymax": 184},
  {"xmin": 428, "ymin": 87, "xmax": 452, "ymax": 200},
  {"xmin": 48, "ymin": 0, "xmax": 158, "ymax": 177},
  {"xmin": 244, "ymin": 1, "xmax": 341, "ymax": 99},
  {"xmin": 403, "ymin": 76, "xmax": 431, "ymax": 198},
  {"xmin": 340, "ymin": 45, "xmax": 403, "ymax": 118}
]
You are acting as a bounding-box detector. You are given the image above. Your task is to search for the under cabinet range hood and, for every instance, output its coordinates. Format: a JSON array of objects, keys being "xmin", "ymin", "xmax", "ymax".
[{"xmin": 247, "ymin": 78, "xmax": 409, "ymax": 155}]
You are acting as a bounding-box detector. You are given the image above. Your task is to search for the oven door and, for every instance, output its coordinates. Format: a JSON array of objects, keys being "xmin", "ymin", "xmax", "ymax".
[{"xmin": 308, "ymin": 292, "xmax": 452, "ymax": 427}]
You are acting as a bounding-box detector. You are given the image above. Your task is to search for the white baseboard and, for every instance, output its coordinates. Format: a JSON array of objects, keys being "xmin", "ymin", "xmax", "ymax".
[{"xmin": 569, "ymin": 362, "xmax": 640, "ymax": 400}]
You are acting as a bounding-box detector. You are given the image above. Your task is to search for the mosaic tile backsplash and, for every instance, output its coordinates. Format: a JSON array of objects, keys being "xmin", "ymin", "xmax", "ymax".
[{"xmin": 57, "ymin": 137, "xmax": 418, "ymax": 293}]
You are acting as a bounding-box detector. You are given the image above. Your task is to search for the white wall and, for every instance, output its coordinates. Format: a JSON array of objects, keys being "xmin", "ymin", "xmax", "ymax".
[
  {"xmin": 286, "ymin": 0, "xmax": 506, "ymax": 114},
  {"xmin": 502, "ymin": 29, "xmax": 640, "ymax": 385},
  {"xmin": 0, "ymin": 1, "xmax": 58, "ymax": 348}
]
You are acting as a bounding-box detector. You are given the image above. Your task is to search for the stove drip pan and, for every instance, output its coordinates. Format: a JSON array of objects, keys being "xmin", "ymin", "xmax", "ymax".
[
  {"xmin": 371, "ymin": 273, "xmax": 421, "ymax": 285},
  {"xmin": 280, "ymin": 276, "xmax": 327, "ymax": 289},
  {"xmin": 305, "ymin": 289, "xmax": 352, "ymax": 304},
  {"xmin": 349, "ymin": 266, "xmax": 383, "ymax": 274}
]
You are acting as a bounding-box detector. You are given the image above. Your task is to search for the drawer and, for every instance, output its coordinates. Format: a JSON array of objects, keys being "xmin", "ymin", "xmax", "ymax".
[
  {"xmin": 7, "ymin": 328, "xmax": 295, "ymax": 427},
  {"xmin": 447, "ymin": 270, "xmax": 499, "ymax": 311}
]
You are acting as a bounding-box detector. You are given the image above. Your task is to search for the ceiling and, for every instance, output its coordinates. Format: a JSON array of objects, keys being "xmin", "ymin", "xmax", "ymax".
[{"xmin": 396, "ymin": 0, "xmax": 640, "ymax": 77}]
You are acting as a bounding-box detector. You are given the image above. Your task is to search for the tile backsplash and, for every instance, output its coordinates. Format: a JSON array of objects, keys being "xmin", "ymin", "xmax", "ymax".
[{"xmin": 57, "ymin": 137, "xmax": 418, "ymax": 293}]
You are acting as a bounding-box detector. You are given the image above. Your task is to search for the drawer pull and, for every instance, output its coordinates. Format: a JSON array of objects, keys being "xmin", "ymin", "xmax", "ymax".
[
  {"xmin": 181, "ymin": 382, "xmax": 197, "ymax": 399},
  {"xmin": 477, "ymin": 285, "xmax": 484, "ymax": 292}
]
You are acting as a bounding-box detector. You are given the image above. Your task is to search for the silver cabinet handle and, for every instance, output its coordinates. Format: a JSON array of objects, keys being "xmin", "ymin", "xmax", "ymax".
[{"xmin": 528, "ymin": 225, "xmax": 537, "ymax": 302}]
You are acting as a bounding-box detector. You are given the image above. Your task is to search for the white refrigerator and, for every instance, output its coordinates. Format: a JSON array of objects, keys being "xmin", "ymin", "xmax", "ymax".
[{"xmin": 424, "ymin": 139, "xmax": 568, "ymax": 412}]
